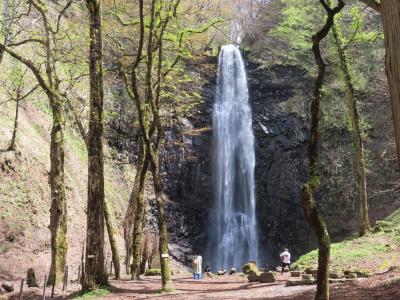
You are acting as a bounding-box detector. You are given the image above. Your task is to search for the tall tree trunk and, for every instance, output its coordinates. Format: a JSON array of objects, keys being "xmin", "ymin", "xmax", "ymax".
[
  {"xmin": 8, "ymin": 97, "xmax": 19, "ymax": 151},
  {"xmin": 301, "ymin": 1, "xmax": 344, "ymax": 299},
  {"xmin": 48, "ymin": 95, "xmax": 68, "ymax": 286},
  {"xmin": 381, "ymin": 1, "xmax": 400, "ymax": 169},
  {"xmin": 331, "ymin": 16, "xmax": 370, "ymax": 236},
  {"xmin": 131, "ymin": 145, "xmax": 150, "ymax": 279},
  {"xmin": 83, "ymin": 0, "xmax": 107, "ymax": 290},
  {"xmin": 124, "ymin": 134, "xmax": 145, "ymax": 274},
  {"xmin": 150, "ymin": 155, "xmax": 173, "ymax": 291},
  {"xmin": 104, "ymin": 200, "xmax": 120, "ymax": 279},
  {"xmin": 64, "ymin": 97, "xmax": 120, "ymax": 277},
  {"xmin": 140, "ymin": 230, "xmax": 152, "ymax": 274}
]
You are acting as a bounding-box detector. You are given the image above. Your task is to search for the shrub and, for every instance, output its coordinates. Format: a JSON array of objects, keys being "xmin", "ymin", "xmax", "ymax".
[{"xmin": 242, "ymin": 263, "xmax": 259, "ymax": 275}]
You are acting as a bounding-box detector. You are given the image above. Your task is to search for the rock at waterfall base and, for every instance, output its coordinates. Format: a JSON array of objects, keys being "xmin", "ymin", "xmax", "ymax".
[
  {"xmin": 260, "ymin": 272, "xmax": 275, "ymax": 283},
  {"xmin": 217, "ymin": 270, "xmax": 226, "ymax": 275},
  {"xmin": 301, "ymin": 274, "xmax": 312, "ymax": 280},
  {"xmin": 247, "ymin": 273, "xmax": 260, "ymax": 282},
  {"xmin": 290, "ymin": 271, "xmax": 302, "ymax": 277},
  {"xmin": 286, "ymin": 279, "xmax": 316, "ymax": 286}
]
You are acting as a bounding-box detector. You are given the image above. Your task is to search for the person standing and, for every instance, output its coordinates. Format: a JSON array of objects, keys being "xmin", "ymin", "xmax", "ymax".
[
  {"xmin": 192, "ymin": 255, "xmax": 202, "ymax": 280},
  {"xmin": 279, "ymin": 248, "xmax": 291, "ymax": 274}
]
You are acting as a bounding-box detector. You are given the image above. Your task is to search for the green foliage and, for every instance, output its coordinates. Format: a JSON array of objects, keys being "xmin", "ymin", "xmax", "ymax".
[
  {"xmin": 73, "ymin": 286, "xmax": 111, "ymax": 299},
  {"xmin": 145, "ymin": 268, "xmax": 162, "ymax": 276},
  {"xmin": 293, "ymin": 209, "xmax": 400, "ymax": 272},
  {"xmin": 271, "ymin": 0, "xmax": 323, "ymax": 68},
  {"xmin": 242, "ymin": 262, "xmax": 259, "ymax": 275}
]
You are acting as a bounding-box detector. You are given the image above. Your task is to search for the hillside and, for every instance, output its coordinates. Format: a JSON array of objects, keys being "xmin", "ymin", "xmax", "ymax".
[
  {"xmin": 293, "ymin": 209, "xmax": 400, "ymax": 276},
  {"xmin": 0, "ymin": 99, "xmax": 132, "ymax": 284}
]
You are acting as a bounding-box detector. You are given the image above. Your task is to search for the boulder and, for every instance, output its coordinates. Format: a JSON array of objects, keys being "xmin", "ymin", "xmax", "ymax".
[
  {"xmin": 286, "ymin": 279, "xmax": 316, "ymax": 286},
  {"xmin": 247, "ymin": 273, "xmax": 260, "ymax": 282},
  {"xmin": 1, "ymin": 283, "xmax": 14, "ymax": 292},
  {"xmin": 290, "ymin": 271, "xmax": 301, "ymax": 277},
  {"xmin": 259, "ymin": 272, "xmax": 275, "ymax": 283},
  {"xmin": 217, "ymin": 270, "xmax": 225, "ymax": 275},
  {"xmin": 229, "ymin": 268, "xmax": 236, "ymax": 275},
  {"xmin": 301, "ymin": 274, "xmax": 312, "ymax": 280},
  {"xmin": 27, "ymin": 268, "xmax": 39, "ymax": 287}
]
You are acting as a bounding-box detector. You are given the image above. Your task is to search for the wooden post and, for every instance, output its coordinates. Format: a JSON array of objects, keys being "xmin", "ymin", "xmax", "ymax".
[
  {"xmin": 62, "ymin": 268, "xmax": 66, "ymax": 292},
  {"xmin": 19, "ymin": 278, "xmax": 24, "ymax": 300},
  {"xmin": 51, "ymin": 279, "xmax": 55, "ymax": 298},
  {"xmin": 42, "ymin": 275, "xmax": 47, "ymax": 300},
  {"xmin": 65, "ymin": 266, "xmax": 69, "ymax": 289}
]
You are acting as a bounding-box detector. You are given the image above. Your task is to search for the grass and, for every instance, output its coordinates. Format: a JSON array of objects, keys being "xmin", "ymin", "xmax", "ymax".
[
  {"xmin": 72, "ymin": 286, "xmax": 111, "ymax": 299},
  {"xmin": 293, "ymin": 209, "xmax": 400, "ymax": 273}
]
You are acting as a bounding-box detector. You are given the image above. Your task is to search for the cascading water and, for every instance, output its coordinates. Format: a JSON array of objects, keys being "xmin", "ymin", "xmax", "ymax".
[{"xmin": 208, "ymin": 44, "xmax": 259, "ymax": 271}]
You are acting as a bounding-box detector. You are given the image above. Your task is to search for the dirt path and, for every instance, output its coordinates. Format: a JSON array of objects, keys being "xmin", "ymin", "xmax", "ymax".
[
  {"xmin": 6, "ymin": 271, "xmax": 400, "ymax": 299},
  {"xmin": 100, "ymin": 274, "xmax": 315, "ymax": 300},
  {"xmin": 88, "ymin": 271, "xmax": 400, "ymax": 300}
]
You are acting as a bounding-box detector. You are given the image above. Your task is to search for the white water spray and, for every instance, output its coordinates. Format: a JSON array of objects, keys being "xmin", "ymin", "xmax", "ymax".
[{"xmin": 209, "ymin": 45, "xmax": 258, "ymax": 270}]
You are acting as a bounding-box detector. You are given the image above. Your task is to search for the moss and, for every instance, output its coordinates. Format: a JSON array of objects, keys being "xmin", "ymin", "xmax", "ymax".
[
  {"xmin": 145, "ymin": 269, "xmax": 161, "ymax": 276},
  {"xmin": 293, "ymin": 210, "xmax": 400, "ymax": 273},
  {"xmin": 242, "ymin": 263, "xmax": 259, "ymax": 275},
  {"xmin": 73, "ymin": 286, "xmax": 111, "ymax": 299}
]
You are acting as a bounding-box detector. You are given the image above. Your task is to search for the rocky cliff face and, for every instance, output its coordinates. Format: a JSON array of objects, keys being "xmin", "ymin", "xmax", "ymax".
[
  {"xmin": 163, "ymin": 52, "xmax": 399, "ymax": 267},
  {"xmin": 163, "ymin": 56, "xmax": 315, "ymax": 266}
]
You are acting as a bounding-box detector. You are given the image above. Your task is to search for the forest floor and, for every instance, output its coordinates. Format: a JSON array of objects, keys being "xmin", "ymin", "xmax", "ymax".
[{"xmin": 6, "ymin": 269, "xmax": 400, "ymax": 299}]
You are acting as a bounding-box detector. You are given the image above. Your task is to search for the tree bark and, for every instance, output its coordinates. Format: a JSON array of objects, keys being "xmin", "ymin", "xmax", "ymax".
[
  {"xmin": 381, "ymin": 1, "xmax": 400, "ymax": 169},
  {"xmin": 131, "ymin": 145, "xmax": 150, "ymax": 279},
  {"xmin": 8, "ymin": 97, "xmax": 19, "ymax": 151},
  {"xmin": 83, "ymin": 0, "xmax": 107, "ymax": 290},
  {"xmin": 301, "ymin": 1, "xmax": 344, "ymax": 299},
  {"xmin": 331, "ymin": 16, "xmax": 370, "ymax": 236},
  {"xmin": 123, "ymin": 134, "xmax": 145, "ymax": 274},
  {"xmin": 47, "ymin": 95, "xmax": 68, "ymax": 286},
  {"xmin": 150, "ymin": 155, "xmax": 172, "ymax": 291},
  {"xmin": 104, "ymin": 200, "xmax": 120, "ymax": 279}
]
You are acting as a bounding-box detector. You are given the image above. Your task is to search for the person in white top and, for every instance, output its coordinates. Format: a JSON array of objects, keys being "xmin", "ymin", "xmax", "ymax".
[
  {"xmin": 192, "ymin": 255, "xmax": 203, "ymax": 280},
  {"xmin": 279, "ymin": 248, "xmax": 291, "ymax": 274}
]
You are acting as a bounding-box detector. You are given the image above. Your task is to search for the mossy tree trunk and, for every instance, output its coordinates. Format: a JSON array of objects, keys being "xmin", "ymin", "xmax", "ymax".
[
  {"xmin": 330, "ymin": 18, "xmax": 370, "ymax": 236},
  {"xmin": 359, "ymin": 0, "xmax": 400, "ymax": 168},
  {"xmin": 381, "ymin": 1, "xmax": 400, "ymax": 169},
  {"xmin": 301, "ymin": 1, "xmax": 344, "ymax": 300},
  {"xmin": 48, "ymin": 94, "xmax": 68, "ymax": 286},
  {"xmin": 104, "ymin": 200, "xmax": 120, "ymax": 279},
  {"xmin": 64, "ymin": 91, "xmax": 121, "ymax": 281},
  {"xmin": 150, "ymin": 156, "xmax": 172, "ymax": 290},
  {"xmin": 83, "ymin": 0, "xmax": 107, "ymax": 290},
  {"xmin": 8, "ymin": 95, "xmax": 19, "ymax": 151},
  {"xmin": 131, "ymin": 142, "xmax": 150, "ymax": 279},
  {"xmin": 124, "ymin": 134, "xmax": 146, "ymax": 274}
]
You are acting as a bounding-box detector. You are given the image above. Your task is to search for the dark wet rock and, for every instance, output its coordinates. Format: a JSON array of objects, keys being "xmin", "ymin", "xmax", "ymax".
[{"xmin": 260, "ymin": 272, "xmax": 276, "ymax": 283}]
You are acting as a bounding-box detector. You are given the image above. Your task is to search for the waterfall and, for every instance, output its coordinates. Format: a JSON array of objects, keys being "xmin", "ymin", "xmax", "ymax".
[{"xmin": 209, "ymin": 45, "xmax": 259, "ymax": 271}]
